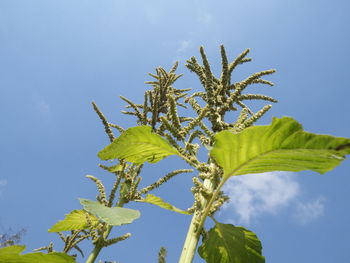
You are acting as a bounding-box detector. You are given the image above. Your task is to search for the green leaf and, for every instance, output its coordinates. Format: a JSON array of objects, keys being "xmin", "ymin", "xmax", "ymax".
[
  {"xmin": 48, "ymin": 209, "xmax": 100, "ymax": 232},
  {"xmin": 211, "ymin": 117, "xmax": 350, "ymax": 178},
  {"xmin": 0, "ymin": 245, "xmax": 77, "ymax": 263},
  {"xmin": 136, "ymin": 194, "xmax": 190, "ymax": 215},
  {"xmin": 0, "ymin": 245, "xmax": 26, "ymax": 255},
  {"xmin": 79, "ymin": 198, "xmax": 140, "ymax": 226},
  {"xmin": 198, "ymin": 223, "xmax": 265, "ymax": 263},
  {"xmin": 98, "ymin": 126, "xmax": 179, "ymax": 164}
]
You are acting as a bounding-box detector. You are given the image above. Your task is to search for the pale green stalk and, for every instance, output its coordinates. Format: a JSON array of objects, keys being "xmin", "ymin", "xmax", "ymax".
[
  {"xmin": 85, "ymin": 199, "xmax": 125, "ymax": 263},
  {"xmin": 85, "ymin": 225, "xmax": 112, "ymax": 263},
  {"xmin": 178, "ymin": 177, "xmax": 227, "ymax": 263}
]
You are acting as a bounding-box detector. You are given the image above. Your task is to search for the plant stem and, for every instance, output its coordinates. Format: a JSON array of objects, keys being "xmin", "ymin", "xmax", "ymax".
[
  {"xmin": 178, "ymin": 213, "xmax": 201, "ymax": 263},
  {"xmin": 178, "ymin": 177, "xmax": 226, "ymax": 263},
  {"xmin": 85, "ymin": 225, "xmax": 113, "ymax": 263},
  {"xmin": 85, "ymin": 243, "xmax": 103, "ymax": 263},
  {"xmin": 85, "ymin": 200, "xmax": 125, "ymax": 263}
]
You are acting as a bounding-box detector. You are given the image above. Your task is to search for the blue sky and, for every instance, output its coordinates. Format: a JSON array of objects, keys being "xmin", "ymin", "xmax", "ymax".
[{"xmin": 1, "ymin": 0, "xmax": 350, "ymax": 262}]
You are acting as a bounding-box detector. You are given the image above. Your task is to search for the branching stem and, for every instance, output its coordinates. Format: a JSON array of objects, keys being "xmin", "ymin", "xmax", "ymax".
[
  {"xmin": 85, "ymin": 199, "xmax": 126, "ymax": 263},
  {"xmin": 178, "ymin": 178, "xmax": 227, "ymax": 263}
]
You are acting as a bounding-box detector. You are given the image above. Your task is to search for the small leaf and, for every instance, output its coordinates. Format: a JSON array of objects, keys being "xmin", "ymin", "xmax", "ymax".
[
  {"xmin": 79, "ymin": 199, "xmax": 140, "ymax": 226},
  {"xmin": 0, "ymin": 245, "xmax": 77, "ymax": 263},
  {"xmin": 211, "ymin": 117, "xmax": 350, "ymax": 178},
  {"xmin": 48, "ymin": 210, "xmax": 100, "ymax": 232},
  {"xmin": 98, "ymin": 126, "xmax": 179, "ymax": 164},
  {"xmin": 198, "ymin": 223, "xmax": 264, "ymax": 263},
  {"xmin": 136, "ymin": 194, "xmax": 190, "ymax": 215}
]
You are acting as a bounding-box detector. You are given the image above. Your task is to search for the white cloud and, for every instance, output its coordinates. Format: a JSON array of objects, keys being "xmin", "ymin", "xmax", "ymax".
[
  {"xmin": 222, "ymin": 172, "xmax": 300, "ymax": 225},
  {"xmin": 294, "ymin": 197, "xmax": 325, "ymax": 224}
]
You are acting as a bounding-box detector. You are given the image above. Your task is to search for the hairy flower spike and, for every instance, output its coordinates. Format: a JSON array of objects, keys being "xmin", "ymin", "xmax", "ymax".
[
  {"xmin": 57, "ymin": 232, "xmax": 67, "ymax": 243},
  {"xmin": 180, "ymin": 105, "xmax": 210, "ymax": 136},
  {"xmin": 139, "ymin": 169, "xmax": 193, "ymax": 194},
  {"xmin": 186, "ymin": 97, "xmax": 203, "ymax": 115},
  {"xmin": 189, "ymin": 91, "xmax": 206, "ymax": 100},
  {"xmin": 236, "ymin": 101, "xmax": 254, "ymax": 115},
  {"xmin": 142, "ymin": 92, "xmax": 149, "ymax": 125},
  {"xmin": 120, "ymin": 96, "xmax": 144, "ymax": 123},
  {"xmin": 220, "ymin": 45, "xmax": 229, "ymax": 88},
  {"xmin": 199, "ymin": 47, "xmax": 213, "ymax": 83},
  {"xmin": 34, "ymin": 242, "xmax": 54, "ymax": 253},
  {"xmin": 176, "ymin": 102, "xmax": 188, "ymax": 109},
  {"xmin": 228, "ymin": 48, "xmax": 250, "ymax": 78},
  {"xmin": 108, "ymin": 123, "xmax": 124, "ymax": 134},
  {"xmin": 68, "ymin": 234, "xmax": 90, "ymax": 254},
  {"xmin": 108, "ymin": 175, "xmax": 122, "ymax": 207},
  {"xmin": 86, "ymin": 175, "xmax": 108, "ymax": 206},
  {"xmin": 199, "ymin": 122, "xmax": 214, "ymax": 139},
  {"xmin": 175, "ymin": 92, "xmax": 188, "ymax": 101},
  {"xmin": 251, "ymin": 78, "xmax": 274, "ymax": 86},
  {"xmin": 186, "ymin": 47, "xmax": 276, "ymax": 134},
  {"xmin": 167, "ymin": 92, "xmax": 182, "ymax": 129},
  {"xmin": 127, "ymin": 176, "xmax": 141, "ymax": 201},
  {"xmin": 186, "ymin": 57, "xmax": 207, "ymax": 87},
  {"xmin": 170, "ymin": 61, "xmax": 179, "ymax": 73},
  {"xmin": 143, "ymin": 63, "xmax": 186, "ymax": 131},
  {"xmin": 233, "ymin": 108, "xmax": 249, "ymax": 127},
  {"xmin": 179, "ymin": 117, "xmax": 193, "ymax": 123},
  {"xmin": 238, "ymin": 94, "xmax": 278, "ymax": 103},
  {"xmin": 238, "ymin": 69, "xmax": 276, "ymax": 90},
  {"xmin": 160, "ymin": 116, "xmax": 182, "ymax": 140},
  {"xmin": 186, "ymin": 143, "xmax": 200, "ymax": 155},
  {"xmin": 240, "ymin": 104, "xmax": 272, "ymax": 130},
  {"xmin": 121, "ymin": 110, "xmax": 138, "ymax": 116},
  {"xmin": 174, "ymin": 88, "xmax": 192, "ymax": 94},
  {"xmin": 187, "ymin": 130, "xmax": 204, "ymax": 145},
  {"xmin": 162, "ymin": 133, "xmax": 182, "ymax": 150},
  {"xmin": 63, "ymin": 230, "xmax": 82, "ymax": 254},
  {"xmin": 158, "ymin": 247, "xmax": 167, "ymax": 263},
  {"xmin": 92, "ymin": 102, "xmax": 115, "ymax": 142}
]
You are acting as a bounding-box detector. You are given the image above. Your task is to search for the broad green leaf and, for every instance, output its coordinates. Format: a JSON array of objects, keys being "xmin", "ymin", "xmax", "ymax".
[
  {"xmin": 136, "ymin": 194, "xmax": 190, "ymax": 215},
  {"xmin": 198, "ymin": 223, "xmax": 264, "ymax": 263},
  {"xmin": 48, "ymin": 209, "xmax": 100, "ymax": 232},
  {"xmin": 98, "ymin": 126, "xmax": 179, "ymax": 164},
  {"xmin": 0, "ymin": 245, "xmax": 77, "ymax": 263},
  {"xmin": 211, "ymin": 117, "xmax": 350, "ymax": 178},
  {"xmin": 80, "ymin": 198, "xmax": 140, "ymax": 226}
]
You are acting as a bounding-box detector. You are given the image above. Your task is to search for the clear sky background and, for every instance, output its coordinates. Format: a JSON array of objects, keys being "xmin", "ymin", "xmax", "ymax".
[{"xmin": 1, "ymin": 1, "xmax": 350, "ymax": 262}]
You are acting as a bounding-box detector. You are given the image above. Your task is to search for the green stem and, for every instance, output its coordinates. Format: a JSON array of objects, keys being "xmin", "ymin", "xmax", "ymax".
[
  {"xmin": 85, "ymin": 200, "xmax": 125, "ymax": 263},
  {"xmin": 85, "ymin": 243, "xmax": 103, "ymax": 263},
  {"xmin": 178, "ymin": 177, "xmax": 227, "ymax": 263}
]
